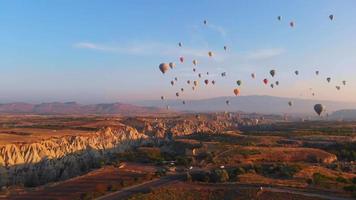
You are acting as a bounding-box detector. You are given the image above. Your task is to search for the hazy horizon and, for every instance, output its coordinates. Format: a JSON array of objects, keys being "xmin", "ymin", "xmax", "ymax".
[{"xmin": 1, "ymin": 1, "xmax": 356, "ymax": 104}]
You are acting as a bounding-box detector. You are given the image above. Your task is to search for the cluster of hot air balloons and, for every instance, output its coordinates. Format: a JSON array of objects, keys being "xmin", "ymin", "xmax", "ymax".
[
  {"xmin": 277, "ymin": 14, "xmax": 334, "ymax": 28},
  {"xmin": 158, "ymin": 15, "xmax": 346, "ymax": 117}
]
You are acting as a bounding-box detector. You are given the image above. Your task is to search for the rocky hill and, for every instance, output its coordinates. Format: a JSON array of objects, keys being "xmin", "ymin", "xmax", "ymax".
[{"xmin": 0, "ymin": 116, "xmax": 234, "ymax": 187}]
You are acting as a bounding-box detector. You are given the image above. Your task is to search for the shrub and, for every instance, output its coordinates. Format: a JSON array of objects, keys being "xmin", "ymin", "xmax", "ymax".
[
  {"xmin": 210, "ymin": 169, "xmax": 229, "ymax": 183},
  {"xmin": 343, "ymin": 185, "xmax": 356, "ymax": 192},
  {"xmin": 336, "ymin": 176, "xmax": 349, "ymax": 183}
]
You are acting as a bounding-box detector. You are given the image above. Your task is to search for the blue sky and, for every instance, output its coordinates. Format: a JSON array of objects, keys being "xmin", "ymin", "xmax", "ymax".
[{"xmin": 0, "ymin": 0, "xmax": 355, "ymax": 103}]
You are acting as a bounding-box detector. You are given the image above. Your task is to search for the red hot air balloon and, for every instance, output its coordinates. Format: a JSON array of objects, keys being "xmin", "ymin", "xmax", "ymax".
[
  {"xmin": 263, "ymin": 79, "xmax": 268, "ymax": 85},
  {"xmin": 179, "ymin": 56, "xmax": 184, "ymax": 63}
]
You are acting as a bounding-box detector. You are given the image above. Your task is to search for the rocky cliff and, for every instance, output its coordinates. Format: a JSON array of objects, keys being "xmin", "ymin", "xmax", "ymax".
[
  {"xmin": 0, "ymin": 117, "xmax": 234, "ymax": 187},
  {"xmin": 0, "ymin": 126, "xmax": 148, "ymax": 186}
]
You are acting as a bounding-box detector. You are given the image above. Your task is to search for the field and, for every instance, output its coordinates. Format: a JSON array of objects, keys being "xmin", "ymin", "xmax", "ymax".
[{"xmin": 0, "ymin": 114, "xmax": 355, "ymax": 199}]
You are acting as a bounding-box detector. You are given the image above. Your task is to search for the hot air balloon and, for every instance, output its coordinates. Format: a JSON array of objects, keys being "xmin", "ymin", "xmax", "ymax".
[
  {"xmin": 236, "ymin": 80, "xmax": 242, "ymax": 86},
  {"xmin": 275, "ymin": 81, "xmax": 279, "ymax": 86},
  {"xmin": 204, "ymin": 79, "xmax": 209, "ymax": 85},
  {"xmin": 206, "ymin": 72, "xmax": 209, "ymax": 75},
  {"xmin": 314, "ymin": 104, "xmax": 324, "ymax": 116},
  {"xmin": 174, "ymin": 77, "xmax": 178, "ymax": 81},
  {"xmin": 176, "ymin": 92, "xmax": 179, "ymax": 97},
  {"xmin": 170, "ymin": 81, "xmax": 174, "ymax": 86},
  {"xmin": 221, "ymin": 72, "xmax": 226, "ymax": 77},
  {"xmin": 290, "ymin": 21, "xmax": 294, "ymax": 27},
  {"xmin": 208, "ymin": 51, "xmax": 213, "ymax": 57},
  {"xmin": 181, "ymin": 88, "xmax": 184, "ymax": 92},
  {"xmin": 198, "ymin": 73, "xmax": 202, "ymax": 78},
  {"xmin": 336, "ymin": 86, "xmax": 340, "ymax": 90},
  {"xmin": 182, "ymin": 100, "xmax": 186, "ymax": 105},
  {"xmin": 315, "ymin": 70, "xmax": 319, "ymax": 75},
  {"xmin": 342, "ymin": 80, "xmax": 346, "ymax": 85},
  {"xmin": 193, "ymin": 68, "xmax": 196, "ymax": 72},
  {"xmin": 159, "ymin": 63, "xmax": 169, "ymax": 74},
  {"xmin": 288, "ymin": 101, "xmax": 292, "ymax": 107},
  {"xmin": 327, "ymin": 77, "xmax": 331, "ymax": 83},
  {"xmin": 169, "ymin": 62, "xmax": 176, "ymax": 69},
  {"xmin": 187, "ymin": 80, "xmax": 191, "ymax": 84},
  {"xmin": 204, "ymin": 20, "xmax": 207, "ymax": 25},
  {"xmin": 212, "ymin": 80, "xmax": 215, "ymax": 85},
  {"xmin": 161, "ymin": 96, "xmax": 164, "ymax": 100},
  {"xmin": 233, "ymin": 88, "xmax": 240, "ymax": 96},
  {"xmin": 270, "ymin": 69, "xmax": 276, "ymax": 77},
  {"xmin": 295, "ymin": 70, "xmax": 299, "ymax": 75},
  {"xmin": 178, "ymin": 42, "xmax": 182, "ymax": 47},
  {"xmin": 193, "ymin": 59, "xmax": 198, "ymax": 66},
  {"xmin": 277, "ymin": 16, "xmax": 281, "ymax": 21},
  {"xmin": 251, "ymin": 73, "xmax": 256, "ymax": 79},
  {"xmin": 224, "ymin": 46, "xmax": 227, "ymax": 51},
  {"xmin": 312, "ymin": 93, "xmax": 315, "ymax": 96},
  {"xmin": 263, "ymin": 78, "xmax": 268, "ymax": 85},
  {"xmin": 179, "ymin": 56, "xmax": 184, "ymax": 63},
  {"xmin": 270, "ymin": 84, "xmax": 274, "ymax": 88},
  {"xmin": 193, "ymin": 80, "xmax": 198, "ymax": 86},
  {"xmin": 329, "ymin": 14, "xmax": 334, "ymax": 21},
  {"xmin": 226, "ymin": 100, "xmax": 230, "ymax": 105}
]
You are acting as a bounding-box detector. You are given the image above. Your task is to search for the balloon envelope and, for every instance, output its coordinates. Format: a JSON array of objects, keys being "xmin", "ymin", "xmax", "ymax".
[
  {"xmin": 233, "ymin": 88, "xmax": 240, "ymax": 96},
  {"xmin": 263, "ymin": 79, "xmax": 268, "ymax": 85},
  {"xmin": 314, "ymin": 104, "xmax": 324, "ymax": 116},
  {"xmin": 159, "ymin": 63, "xmax": 169, "ymax": 74}
]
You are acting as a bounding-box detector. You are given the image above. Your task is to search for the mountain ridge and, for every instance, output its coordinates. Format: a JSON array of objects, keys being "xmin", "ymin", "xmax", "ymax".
[
  {"xmin": 0, "ymin": 102, "xmax": 167, "ymax": 115},
  {"xmin": 135, "ymin": 95, "xmax": 356, "ymax": 115}
]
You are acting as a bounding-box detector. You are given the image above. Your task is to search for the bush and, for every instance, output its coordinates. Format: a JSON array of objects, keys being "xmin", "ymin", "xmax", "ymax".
[
  {"xmin": 210, "ymin": 169, "xmax": 229, "ymax": 183},
  {"xmin": 352, "ymin": 177, "xmax": 356, "ymax": 184},
  {"xmin": 80, "ymin": 192, "xmax": 93, "ymax": 200},
  {"xmin": 312, "ymin": 173, "xmax": 332, "ymax": 185},
  {"xmin": 343, "ymin": 185, "xmax": 356, "ymax": 192},
  {"xmin": 336, "ymin": 176, "xmax": 349, "ymax": 183},
  {"xmin": 191, "ymin": 171, "xmax": 209, "ymax": 182}
]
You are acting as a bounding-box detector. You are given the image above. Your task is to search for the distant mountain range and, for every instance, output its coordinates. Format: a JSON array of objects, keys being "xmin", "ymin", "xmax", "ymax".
[
  {"xmin": 1, "ymin": 95, "xmax": 355, "ymax": 117},
  {"xmin": 329, "ymin": 109, "xmax": 356, "ymax": 120},
  {"xmin": 0, "ymin": 102, "xmax": 167, "ymax": 115},
  {"xmin": 135, "ymin": 95, "xmax": 356, "ymax": 115}
]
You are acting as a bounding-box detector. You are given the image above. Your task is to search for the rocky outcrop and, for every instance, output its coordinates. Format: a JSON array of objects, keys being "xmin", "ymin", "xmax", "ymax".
[
  {"xmin": 0, "ymin": 116, "xmax": 236, "ymax": 187},
  {"xmin": 0, "ymin": 126, "xmax": 148, "ymax": 186}
]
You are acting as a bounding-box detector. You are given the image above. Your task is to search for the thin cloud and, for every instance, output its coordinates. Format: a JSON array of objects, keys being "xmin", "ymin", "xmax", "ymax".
[
  {"xmin": 73, "ymin": 42, "xmax": 284, "ymax": 63},
  {"xmin": 207, "ymin": 23, "xmax": 227, "ymax": 38},
  {"xmin": 73, "ymin": 41, "xmax": 209, "ymax": 58},
  {"xmin": 245, "ymin": 48, "xmax": 285, "ymax": 60}
]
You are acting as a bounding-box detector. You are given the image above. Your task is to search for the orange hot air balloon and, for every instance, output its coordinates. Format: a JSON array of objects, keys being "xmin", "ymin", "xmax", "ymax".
[
  {"xmin": 233, "ymin": 88, "xmax": 240, "ymax": 96},
  {"xmin": 169, "ymin": 62, "xmax": 176, "ymax": 69},
  {"xmin": 263, "ymin": 78, "xmax": 268, "ymax": 85},
  {"xmin": 179, "ymin": 56, "xmax": 184, "ymax": 63},
  {"xmin": 159, "ymin": 63, "xmax": 169, "ymax": 74}
]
